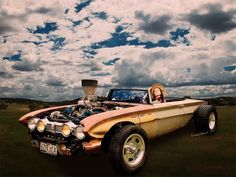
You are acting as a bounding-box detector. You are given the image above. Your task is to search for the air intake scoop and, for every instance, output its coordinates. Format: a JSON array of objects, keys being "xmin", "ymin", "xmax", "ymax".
[{"xmin": 81, "ymin": 79, "xmax": 98, "ymax": 96}]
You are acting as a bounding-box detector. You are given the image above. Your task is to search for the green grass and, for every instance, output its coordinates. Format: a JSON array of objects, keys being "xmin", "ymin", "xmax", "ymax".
[{"xmin": 0, "ymin": 104, "xmax": 235, "ymax": 176}]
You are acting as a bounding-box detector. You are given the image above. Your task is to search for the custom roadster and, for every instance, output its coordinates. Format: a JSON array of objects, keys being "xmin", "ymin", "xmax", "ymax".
[{"xmin": 19, "ymin": 80, "xmax": 217, "ymax": 175}]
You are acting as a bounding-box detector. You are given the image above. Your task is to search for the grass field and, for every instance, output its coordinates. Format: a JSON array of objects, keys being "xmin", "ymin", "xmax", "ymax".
[{"xmin": 0, "ymin": 104, "xmax": 235, "ymax": 177}]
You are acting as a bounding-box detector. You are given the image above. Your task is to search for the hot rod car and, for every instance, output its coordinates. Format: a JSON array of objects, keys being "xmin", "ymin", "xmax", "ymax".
[{"xmin": 19, "ymin": 80, "xmax": 217, "ymax": 175}]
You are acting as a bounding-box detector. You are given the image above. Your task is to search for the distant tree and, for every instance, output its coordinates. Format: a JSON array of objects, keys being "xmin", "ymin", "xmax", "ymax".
[
  {"xmin": 184, "ymin": 96, "xmax": 191, "ymax": 99},
  {"xmin": 43, "ymin": 104, "xmax": 50, "ymax": 108},
  {"xmin": 0, "ymin": 102, "xmax": 8, "ymax": 110},
  {"xmin": 28, "ymin": 103, "xmax": 38, "ymax": 111}
]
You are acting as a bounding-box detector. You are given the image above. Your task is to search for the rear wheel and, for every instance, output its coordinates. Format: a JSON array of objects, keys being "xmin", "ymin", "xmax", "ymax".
[
  {"xmin": 109, "ymin": 125, "xmax": 148, "ymax": 175},
  {"xmin": 194, "ymin": 105, "xmax": 217, "ymax": 134}
]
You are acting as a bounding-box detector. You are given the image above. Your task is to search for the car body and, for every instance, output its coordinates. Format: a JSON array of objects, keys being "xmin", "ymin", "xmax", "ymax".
[{"xmin": 19, "ymin": 80, "xmax": 217, "ymax": 175}]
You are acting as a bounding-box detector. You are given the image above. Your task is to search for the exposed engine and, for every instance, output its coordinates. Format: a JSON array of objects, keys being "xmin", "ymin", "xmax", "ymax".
[
  {"xmin": 28, "ymin": 79, "xmax": 129, "ymax": 139},
  {"xmin": 46, "ymin": 99, "xmax": 127, "ymax": 124}
]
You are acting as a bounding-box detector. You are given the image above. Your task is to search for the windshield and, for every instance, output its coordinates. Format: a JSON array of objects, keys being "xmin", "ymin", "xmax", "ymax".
[{"xmin": 108, "ymin": 89, "xmax": 149, "ymax": 103}]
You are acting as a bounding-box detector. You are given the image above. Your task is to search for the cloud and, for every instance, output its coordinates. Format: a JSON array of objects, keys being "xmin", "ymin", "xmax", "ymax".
[
  {"xmin": 0, "ymin": 86, "xmax": 16, "ymax": 93},
  {"xmin": 0, "ymin": 1, "xmax": 66, "ymax": 35},
  {"xmin": 135, "ymin": 11, "xmax": 173, "ymax": 35},
  {"xmin": 46, "ymin": 78, "xmax": 65, "ymax": 87},
  {"xmin": 24, "ymin": 84, "xmax": 33, "ymax": 90},
  {"xmin": 166, "ymin": 84, "xmax": 236, "ymax": 98},
  {"xmin": 103, "ymin": 58, "xmax": 120, "ymax": 66},
  {"xmin": 12, "ymin": 59, "xmax": 44, "ymax": 72},
  {"xmin": 112, "ymin": 48, "xmax": 236, "ymax": 88},
  {"xmin": 0, "ymin": 20, "xmax": 16, "ymax": 34},
  {"xmin": 0, "ymin": 71, "xmax": 14, "ymax": 79},
  {"xmin": 186, "ymin": 3, "xmax": 236, "ymax": 33},
  {"xmin": 112, "ymin": 59, "xmax": 157, "ymax": 86},
  {"xmin": 222, "ymin": 40, "xmax": 236, "ymax": 53},
  {"xmin": 80, "ymin": 61, "xmax": 102, "ymax": 72},
  {"xmin": 190, "ymin": 56, "xmax": 236, "ymax": 85},
  {"xmin": 90, "ymin": 72, "xmax": 111, "ymax": 76},
  {"xmin": 112, "ymin": 51, "xmax": 169, "ymax": 87}
]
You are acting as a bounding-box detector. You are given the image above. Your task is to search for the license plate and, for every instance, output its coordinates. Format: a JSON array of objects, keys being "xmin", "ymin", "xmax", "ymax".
[{"xmin": 40, "ymin": 142, "xmax": 57, "ymax": 156}]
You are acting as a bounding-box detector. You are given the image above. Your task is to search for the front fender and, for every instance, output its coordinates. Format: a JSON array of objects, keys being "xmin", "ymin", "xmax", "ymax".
[
  {"xmin": 18, "ymin": 105, "xmax": 74, "ymax": 125},
  {"xmin": 87, "ymin": 116, "xmax": 140, "ymax": 139}
]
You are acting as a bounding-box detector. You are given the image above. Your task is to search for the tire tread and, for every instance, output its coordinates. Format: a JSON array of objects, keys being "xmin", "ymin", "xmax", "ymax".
[{"xmin": 194, "ymin": 105, "xmax": 217, "ymax": 134}]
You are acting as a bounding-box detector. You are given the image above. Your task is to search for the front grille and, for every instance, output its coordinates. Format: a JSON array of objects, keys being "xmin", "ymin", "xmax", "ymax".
[
  {"xmin": 46, "ymin": 123, "xmax": 53, "ymax": 131},
  {"xmin": 46, "ymin": 123, "xmax": 62, "ymax": 134},
  {"xmin": 43, "ymin": 133, "xmax": 67, "ymax": 143},
  {"xmin": 31, "ymin": 132, "xmax": 69, "ymax": 144},
  {"xmin": 55, "ymin": 125, "xmax": 62, "ymax": 132},
  {"xmin": 30, "ymin": 132, "xmax": 81, "ymax": 147}
]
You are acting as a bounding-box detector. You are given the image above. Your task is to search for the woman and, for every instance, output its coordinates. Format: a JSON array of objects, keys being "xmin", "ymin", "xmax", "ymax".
[{"xmin": 150, "ymin": 84, "xmax": 166, "ymax": 103}]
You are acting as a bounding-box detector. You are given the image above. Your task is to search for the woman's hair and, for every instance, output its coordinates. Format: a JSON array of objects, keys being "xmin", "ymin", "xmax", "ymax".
[{"xmin": 159, "ymin": 90, "xmax": 165, "ymax": 102}]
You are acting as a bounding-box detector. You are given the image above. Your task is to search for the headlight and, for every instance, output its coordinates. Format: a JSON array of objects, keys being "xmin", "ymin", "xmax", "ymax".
[
  {"xmin": 73, "ymin": 125, "xmax": 85, "ymax": 140},
  {"xmin": 61, "ymin": 124, "xmax": 71, "ymax": 137},
  {"xmin": 28, "ymin": 118, "xmax": 38, "ymax": 131},
  {"xmin": 37, "ymin": 120, "xmax": 46, "ymax": 132}
]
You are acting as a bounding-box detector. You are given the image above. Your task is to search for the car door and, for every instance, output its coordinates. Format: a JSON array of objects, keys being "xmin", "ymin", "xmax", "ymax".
[{"xmin": 151, "ymin": 101, "xmax": 188, "ymax": 137}]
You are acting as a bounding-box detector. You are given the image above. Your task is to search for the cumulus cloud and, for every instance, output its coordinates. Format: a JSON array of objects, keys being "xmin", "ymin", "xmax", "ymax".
[
  {"xmin": 80, "ymin": 60, "xmax": 102, "ymax": 72},
  {"xmin": 0, "ymin": 71, "xmax": 14, "ymax": 79},
  {"xmin": 112, "ymin": 51, "xmax": 171, "ymax": 87},
  {"xmin": 112, "ymin": 48, "xmax": 236, "ymax": 88},
  {"xmin": 46, "ymin": 78, "xmax": 65, "ymax": 87},
  {"xmin": 0, "ymin": 20, "xmax": 16, "ymax": 34},
  {"xmin": 112, "ymin": 60, "xmax": 157, "ymax": 87},
  {"xmin": 12, "ymin": 60, "xmax": 44, "ymax": 72},
  {"xmin": 167, "ymin": 84, "xmax": 236, "ymax": 98},
  {"xmin": 135, "ymin": 11, "xmax": 173, "ymax": 35},
  {"xmin": 186, "ymin": 3, "xmax": 236, "ymax": 34}
]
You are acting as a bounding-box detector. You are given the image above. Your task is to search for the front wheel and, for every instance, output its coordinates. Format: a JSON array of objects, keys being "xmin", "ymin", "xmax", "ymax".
[{"xmin": 109, "ymin": 125, "xmax": 148, "ymax": 175}]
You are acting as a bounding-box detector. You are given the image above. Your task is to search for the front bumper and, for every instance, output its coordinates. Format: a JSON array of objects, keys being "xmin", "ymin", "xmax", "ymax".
[{"xmin": 30, "ymin": 132, "xmax": 101, "ymax": 155}]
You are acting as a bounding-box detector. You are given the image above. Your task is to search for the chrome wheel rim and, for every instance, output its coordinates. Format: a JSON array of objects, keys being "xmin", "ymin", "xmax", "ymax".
[
  {"xmin": 209, "ymin": 112, "xmax": 216, "ymax": 130},
  {"xmin": 122, "ymin": 133, "xmax": 145, "ymax": 167}
]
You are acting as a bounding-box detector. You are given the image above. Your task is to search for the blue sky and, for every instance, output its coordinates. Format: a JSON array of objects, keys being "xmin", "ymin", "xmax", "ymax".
[{"xmin": 0, "ymin": 0, "xmax": 236, "ymax": 101}]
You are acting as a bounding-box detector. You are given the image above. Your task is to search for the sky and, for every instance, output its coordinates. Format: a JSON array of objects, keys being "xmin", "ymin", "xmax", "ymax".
[{"xmin": 0, "ymin": 0, "xmax": 236, "ymax": 101}]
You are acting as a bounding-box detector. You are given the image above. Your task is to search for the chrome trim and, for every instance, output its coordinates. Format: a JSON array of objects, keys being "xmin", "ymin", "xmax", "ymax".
[{"xmin": 36, "ymin": 118, "xmax": 78, "ymax": 137}]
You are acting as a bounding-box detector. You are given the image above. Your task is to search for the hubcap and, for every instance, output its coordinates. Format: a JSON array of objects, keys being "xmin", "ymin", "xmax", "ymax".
[
  {"xmin": 209, "ymin": 112, "xmax": 216, "ymax": 130},
  {"xmin": 122, "ymin": 133, "xmax": 145, "ymax": 167}
]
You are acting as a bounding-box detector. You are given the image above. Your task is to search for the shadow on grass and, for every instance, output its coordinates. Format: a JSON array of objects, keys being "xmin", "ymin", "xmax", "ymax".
[{"xmin": 39, "ymin": 151, "xmax": 117, "ymax": 177}]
